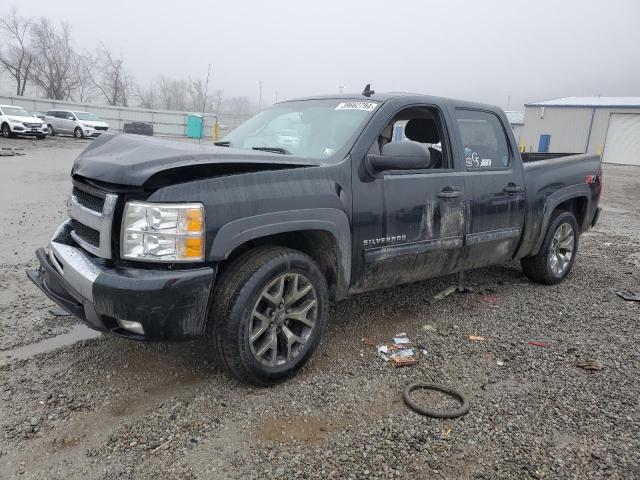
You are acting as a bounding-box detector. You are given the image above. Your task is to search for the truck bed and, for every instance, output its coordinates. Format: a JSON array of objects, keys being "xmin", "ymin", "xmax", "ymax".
[{"xmin": 521, "ymin": 152, "xmax": 581, "ymax": 162}]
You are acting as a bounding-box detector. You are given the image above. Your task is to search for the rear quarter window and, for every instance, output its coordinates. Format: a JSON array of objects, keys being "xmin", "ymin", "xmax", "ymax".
[{"xmin": 455, "ymin": 109, "xmax": 511, "ymax": 169}]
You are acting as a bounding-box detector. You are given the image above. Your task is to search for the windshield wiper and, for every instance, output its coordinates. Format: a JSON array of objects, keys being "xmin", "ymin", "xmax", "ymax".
[
  {"xmin": 214, "ymin": 141, "xmax": 231, "ymax": 147},
  {"xmin": 251, "ymin": 146, "xmax": 291, "ymax": 155}
]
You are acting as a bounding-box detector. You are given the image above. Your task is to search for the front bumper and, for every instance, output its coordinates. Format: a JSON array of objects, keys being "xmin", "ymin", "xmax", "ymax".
[
  {"xmin": 11, "ymin": 125, "xmax": 47, "ymax": 136},
  {"xmin": 26, "ymin": 222, "xmax": 215, "ymax": 341},
  {"xmin": 84, "ymin": 128, "xmax": 108, "ymax": 137}
]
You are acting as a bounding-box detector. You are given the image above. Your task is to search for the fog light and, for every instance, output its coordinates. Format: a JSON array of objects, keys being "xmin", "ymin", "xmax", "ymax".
[{"xmin": 117, "ymin": 319, "xmax": 144, "ymax": 335}]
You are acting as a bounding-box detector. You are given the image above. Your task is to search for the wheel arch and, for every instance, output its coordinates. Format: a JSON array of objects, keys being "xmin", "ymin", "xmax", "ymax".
[
  {"xmin": 532, "ymin": 185, "xmax": 591, "ymax": 256},
  {"xmin": 210, "ymin": 209, "xmax": 351, "ymax": 300}
]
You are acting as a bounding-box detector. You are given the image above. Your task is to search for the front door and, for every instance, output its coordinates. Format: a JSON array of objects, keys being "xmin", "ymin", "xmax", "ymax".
[
  {"xmin": 453, "ymin": 108, "xmax": 526, "ymax": 268},
  {"xmin": 351, "ymin": 106, "xmax": 466, "ymax": 292}
]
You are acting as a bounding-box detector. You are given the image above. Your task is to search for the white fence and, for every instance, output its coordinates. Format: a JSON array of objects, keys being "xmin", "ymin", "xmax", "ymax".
[{"xmin": 0, "ymin": 95, "xmax": 251, "ymax": 138}]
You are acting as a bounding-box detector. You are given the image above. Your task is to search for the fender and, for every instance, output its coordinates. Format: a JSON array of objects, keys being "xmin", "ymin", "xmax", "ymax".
[
  {"xmin": 210, "ymin": 208, "xmax": 351, "ymax": 299},
  {"xmin": 531, "ymin": 184, "xmax": 591, "ymax": 255}
]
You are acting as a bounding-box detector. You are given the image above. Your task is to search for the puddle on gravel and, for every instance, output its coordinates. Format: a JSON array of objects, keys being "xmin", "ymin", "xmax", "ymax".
[
  {"xmin": 0, "ymin": 325, "xmax": 101, "ymax": 366},
  {"xmin": 259, "ymin": 416, "xmax": 334, "ymax": 445}
]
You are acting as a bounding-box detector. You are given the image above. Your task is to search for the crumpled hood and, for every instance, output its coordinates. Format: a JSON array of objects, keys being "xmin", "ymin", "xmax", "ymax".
[{"xmin": 71, "ymin": 133, "xmax": 318, "ymax": 187}]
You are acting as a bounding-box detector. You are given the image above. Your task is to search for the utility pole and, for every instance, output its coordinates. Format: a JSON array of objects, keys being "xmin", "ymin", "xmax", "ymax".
[
  {"xmin": 337, "ymin": 85, "xmax": 345, "ymax": 94},
  {"xmin": 257, "ymin": 80, "xmax": 263, "ymax": 108}
]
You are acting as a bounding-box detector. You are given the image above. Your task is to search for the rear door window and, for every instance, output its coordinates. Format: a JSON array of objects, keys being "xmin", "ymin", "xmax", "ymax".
[{"xmin": 454, "ymin": 109, "xmax": 511, "ymax": 169}]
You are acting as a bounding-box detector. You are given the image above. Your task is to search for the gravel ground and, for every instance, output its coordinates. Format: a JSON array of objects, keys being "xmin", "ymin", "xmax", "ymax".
[{"xmin": 0, "ymin": 137, "xmax": 638, "ymax": 479}]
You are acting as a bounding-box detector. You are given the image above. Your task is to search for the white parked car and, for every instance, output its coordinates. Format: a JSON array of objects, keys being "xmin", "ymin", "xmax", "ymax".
[
  {"xmin": 0, "ymin": 104, "xmax": 48, "ymax": 139},
  {"xmin": 45, "ymin": 110, "xmax": 109, "ymax": 138}
]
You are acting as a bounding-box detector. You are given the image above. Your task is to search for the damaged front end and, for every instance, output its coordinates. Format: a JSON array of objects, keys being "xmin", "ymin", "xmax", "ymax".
[{"xmin": 27, "ymin": 221, "xmax": 214, "ymax": 341}]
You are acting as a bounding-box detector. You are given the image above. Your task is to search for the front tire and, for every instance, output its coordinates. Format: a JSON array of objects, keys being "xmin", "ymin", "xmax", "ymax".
[
  {"xmin": 521, "ymin": 210, "xmax": 579, "ymax": 285},
  {"xmin": 36, "ymin": 135, "xmax": 46, "ymax": 140},
  {"xmin": 1, "ymin": 123, "xmax": 14, "ymax": 138},
  {"xmin": 74, "ymin": 127, "xmax": 84, "ymax": 139},
  {"xmin": 207, "ymin": 246, "xmax": 329, "ymax": 386},
  {"xmin": 47, "ymin": 124, "xmax": 55, "ymax": 136}
]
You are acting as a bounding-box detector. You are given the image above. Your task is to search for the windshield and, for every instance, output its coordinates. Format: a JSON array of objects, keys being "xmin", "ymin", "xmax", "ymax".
[
  {"xmin": 2, "ymin": 106, "xmax": 31, "ymax": 117},
  {"xmin": 221, "ymin": 99, "xmax": 379, "ymax": 160},
  {"xmin": 74, "ymin": 112, "xmax": 99, "ymax": 121}
]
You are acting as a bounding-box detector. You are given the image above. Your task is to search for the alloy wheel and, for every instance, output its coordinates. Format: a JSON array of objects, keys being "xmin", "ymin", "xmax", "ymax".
[
  {"xmin": 549, "ymin": 222, "xmax": 575, "ymax": 275},
  {"xmin": 249, "ymin": 272, "xmax": 318, "ymax": 367}
]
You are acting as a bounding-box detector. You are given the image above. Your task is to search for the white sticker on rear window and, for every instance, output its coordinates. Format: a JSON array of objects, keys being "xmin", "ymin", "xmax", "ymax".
[{"xmin": 335, "ymin": 102, "xmax": 378, "ymax": 112}]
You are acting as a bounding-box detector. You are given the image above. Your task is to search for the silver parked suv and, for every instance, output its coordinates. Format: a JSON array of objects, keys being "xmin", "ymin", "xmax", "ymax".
[{"xmin": 45, "ymin": 110, "xmax": 110, "ymax": 138}]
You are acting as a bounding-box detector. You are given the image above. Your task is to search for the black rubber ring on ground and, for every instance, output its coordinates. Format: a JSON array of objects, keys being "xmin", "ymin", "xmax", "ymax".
[{"xmin": 403, "ymin": 382, "xmax": 470, "ymax": 419}]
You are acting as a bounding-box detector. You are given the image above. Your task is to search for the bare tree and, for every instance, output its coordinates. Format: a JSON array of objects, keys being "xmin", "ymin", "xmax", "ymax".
[
  {"xmin": 132, "ymin": 81, "xmax": 158, "ymax": 109},
  {"xmin": 212, "ymin": 89, "xmax": 224, "ymax": 114},
  {"xmin": 87, "ymin": 44, "xmax": 130, "ymax": 106},
  {"xmin": 29, "ymin": 18, "xmax": 77, "ymax": 100},
  {"xmin": 73, "ymin": 52, "xmax": 98, "ymax": 103},
  {"xmin": 0, "ymin": 8, "xmax": 33, "ymax": 96},
  {"xmin": 224, "ymin": 96, "xmax": 254, "ymax": 116},
  {"xmin": 156, "ymin": 75, "xmax": 189, "ymax": 111}
]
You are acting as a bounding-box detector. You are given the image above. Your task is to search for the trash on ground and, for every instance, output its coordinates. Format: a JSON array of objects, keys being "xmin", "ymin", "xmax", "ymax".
[
  {"xmin": 528, "ymin": 341, "xmax": 548, "ymax": 348},
  {"xmin": 361, "ymin": 337, "xmax": 376, "ymax": 347},
  {"xmin": 468, "ymin": 335, "xmax": 486, "ymax": 342},
  {"xmin": 49, "ymin": 307, "xmax": 71, "ymax": 317},
  {"xmin": 577, "ymin": 359, "xmax": 603, "ymax": 371},
  {"xmin": 390, "ymin": 355, "xmax": 417, "ymax": 367},
  {"xmin": 377, "ymin": 333, "xmax": 419, "ymax": 367},
  {"xmin": 482, "ymin": 295, "xmax": 499, "ymax": 306},
  {"xmin": 393, "ymin": 335, "xmax": 411, "ymax": 345},
  {"xmin": 496, "ymin": 360, "xmax": 505, "ymax": 366},
  {"xmin": 433, "ymin": 285, "xmax": 456, "ymax": 301},
  {"xmin": 614, "ymin": 289, "xmax": 640, "ymax": 302},
  {"xmin": 422, "ymin": 324, "xmax": 437, "ymax": 333}
]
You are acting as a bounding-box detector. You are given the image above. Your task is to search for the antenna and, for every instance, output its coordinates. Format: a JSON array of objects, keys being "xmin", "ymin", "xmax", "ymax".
[{"xmin": 362, "ymin": 83, "xmax": 375, "ymax": 97}]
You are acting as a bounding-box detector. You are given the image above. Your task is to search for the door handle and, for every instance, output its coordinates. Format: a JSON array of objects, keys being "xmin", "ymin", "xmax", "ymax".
[
  {"xmin": 503, "ymin": 185, "xmax": 522, "ymax": 194},
  {"xmin": 437, "ymin": 188, "xmax": 461, "ymax": 199}
]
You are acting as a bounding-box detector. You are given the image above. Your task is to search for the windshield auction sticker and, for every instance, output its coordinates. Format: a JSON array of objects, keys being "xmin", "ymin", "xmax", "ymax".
[{"xmin": 335, "ymin": 102, "xmax": 379, "ymax": 112}]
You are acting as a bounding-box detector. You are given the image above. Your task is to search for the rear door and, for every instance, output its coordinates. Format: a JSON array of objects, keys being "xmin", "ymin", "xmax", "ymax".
[{"xmin": 453, "ymin": 108, "xmax": 525, "ymax": 268}]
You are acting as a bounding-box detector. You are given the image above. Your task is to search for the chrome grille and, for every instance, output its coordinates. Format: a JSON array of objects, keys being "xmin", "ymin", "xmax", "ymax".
[
  {"xmin": 70, "ymin": 219, "xmax": 100, "ymax": 247},
  {"xmin": 94, "ymin": 126, "xmax": 108, "ymax": 131},
  {"xmin": 72, "ymin": 187, "xmax": 105, "ymax": 212},
  {"xmin": 68, "ymin": 183, "xmax": 118, "ymax": 258}
]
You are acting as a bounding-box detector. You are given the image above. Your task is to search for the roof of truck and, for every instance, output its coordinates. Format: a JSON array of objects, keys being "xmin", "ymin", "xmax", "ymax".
[
  {"xmin": 281, "ymin": 92, "xmax": 500, "ymax": 112},
  {"xmin": 526, "ymin": 97, "xmax": 640, "ymax": 108}
]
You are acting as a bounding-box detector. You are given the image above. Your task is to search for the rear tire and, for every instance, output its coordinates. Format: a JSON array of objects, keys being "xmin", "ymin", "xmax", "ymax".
[
  {"xmin": 207, "ymin": 246, "xmax": 329, "ymax": 386},
  {"xmin": 74, "ymin": 127, "xmax": 84, "ymax": 139},
  {"xmin": 521, "ymin": 210, "xmax": 579, "ymax": 285}
]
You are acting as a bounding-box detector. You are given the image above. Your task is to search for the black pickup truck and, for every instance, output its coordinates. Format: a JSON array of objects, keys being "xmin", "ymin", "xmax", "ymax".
[{"xmin": 28, "ymin": 91, "xmax": 603, "ymax": 385}]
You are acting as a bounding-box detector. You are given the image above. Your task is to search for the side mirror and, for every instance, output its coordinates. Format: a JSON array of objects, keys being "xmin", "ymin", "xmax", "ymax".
[
  {"xmin": 368, "ymin": 141, "xmax": 432, "ymax": 172},
  {"xmin": 67, "ymin": 116, "xmax": 75, "ymax": 120}
]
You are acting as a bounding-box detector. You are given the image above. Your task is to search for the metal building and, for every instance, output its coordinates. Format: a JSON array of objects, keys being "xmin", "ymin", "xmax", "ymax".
[
  {"xmin": 521, "ymin": 97, "xmax": 640, "ymax": 165},
  {"xmin": 505, "ymin": 110, "xmax": 524, "ymax": 146}
]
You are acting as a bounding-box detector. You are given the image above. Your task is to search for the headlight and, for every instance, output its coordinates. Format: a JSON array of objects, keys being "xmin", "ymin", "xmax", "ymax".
[
  {"xmin": 83, "ymin": 123, "xmax": 91, "ymax": 127},
  {"xmin": 121, "ymin": 201, "xmax": 205, "ymax": 262}
]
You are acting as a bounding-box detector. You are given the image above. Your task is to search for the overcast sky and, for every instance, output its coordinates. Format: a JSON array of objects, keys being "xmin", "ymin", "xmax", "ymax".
[{"xmin": 3, "ymin": 0, "xmax": 640, "ymax": 109}]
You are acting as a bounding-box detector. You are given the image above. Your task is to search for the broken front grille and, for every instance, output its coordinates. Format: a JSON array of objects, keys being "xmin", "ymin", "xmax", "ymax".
[
  {"xmin": 68, "ymin": 181, "xmax": 118, "ymax": 258},
  {"xmin": 71, "ymin": 219, "xmax": 99, "ymax": 247}
]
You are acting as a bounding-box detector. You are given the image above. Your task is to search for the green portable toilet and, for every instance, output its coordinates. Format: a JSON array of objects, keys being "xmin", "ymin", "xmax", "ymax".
[{"xmin": 186, "ymin": 114, "xmax": 203, "ymax": 138}]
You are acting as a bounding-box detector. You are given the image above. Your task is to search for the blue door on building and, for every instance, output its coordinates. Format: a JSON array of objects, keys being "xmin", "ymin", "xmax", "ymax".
[{"xmin": 538, "ymin": 134, "xmax": 551, "ymax": 153}]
